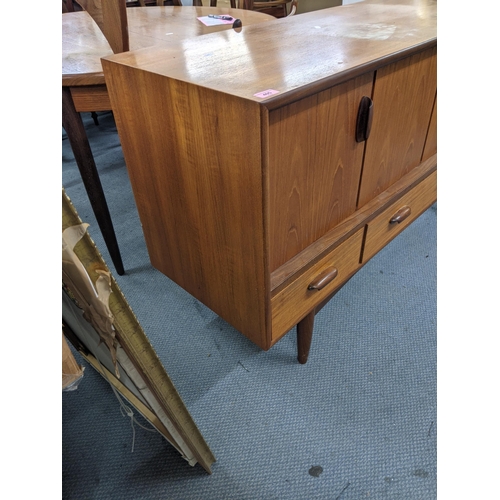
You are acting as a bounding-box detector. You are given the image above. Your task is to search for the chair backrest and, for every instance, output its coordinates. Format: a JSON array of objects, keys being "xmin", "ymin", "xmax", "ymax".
[
  {"xmin": 128, "ymin": 0, "xmax": 183, "ymax": 5},
  {"xmin": 74, "ymin": 0, "xmax": 129, "ymax": 53},
  {"xmin": 62, "ymin": 0, "xmax": 75, "ymax": 12},
  {"xmin": 232, "ymin": 0, "xmax": 297, "ymax": 17}
]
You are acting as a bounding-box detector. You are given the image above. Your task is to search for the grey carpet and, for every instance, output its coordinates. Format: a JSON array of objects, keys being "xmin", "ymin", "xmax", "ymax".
[{"xmin": 62, "ymin": 111, "xmax": 437, "ymax": 499}]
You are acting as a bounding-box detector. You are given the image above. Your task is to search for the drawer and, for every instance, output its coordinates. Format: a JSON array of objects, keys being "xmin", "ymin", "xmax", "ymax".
[
  {"xmin": 362, "ymin": 170, "xmax": 437, "ymax": 262},
  {"xmin": 271, "ymin": 228, "xmax": 364, "ymax": 343}
]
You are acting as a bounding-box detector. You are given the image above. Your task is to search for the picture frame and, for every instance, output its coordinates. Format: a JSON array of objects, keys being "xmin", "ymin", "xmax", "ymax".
[{"xmin": 62, "ymin": 188, "xmax": 215, "ymax": 473}]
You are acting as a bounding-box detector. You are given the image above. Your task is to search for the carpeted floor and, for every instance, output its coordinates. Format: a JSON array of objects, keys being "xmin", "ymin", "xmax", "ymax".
[{"xmin": 62, "ymin": 111, "xmax": 437, "ymax": 499}]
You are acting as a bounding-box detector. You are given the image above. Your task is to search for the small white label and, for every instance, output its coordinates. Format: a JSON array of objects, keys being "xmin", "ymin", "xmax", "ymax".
[{"xmin": 254, "ymin": 89, "xmax": 280, "ymax": 99}]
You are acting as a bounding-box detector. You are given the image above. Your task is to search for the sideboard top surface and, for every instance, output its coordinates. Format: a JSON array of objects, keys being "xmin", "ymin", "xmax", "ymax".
[{"xmin": 102, "ymin": 0, "xmax": 436, "ymax": 107}]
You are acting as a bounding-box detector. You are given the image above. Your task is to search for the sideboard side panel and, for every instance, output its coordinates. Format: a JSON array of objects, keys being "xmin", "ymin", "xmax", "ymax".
[{"xmin": 104, "ymin": 61, "xmax": 269, "ymax": 348}]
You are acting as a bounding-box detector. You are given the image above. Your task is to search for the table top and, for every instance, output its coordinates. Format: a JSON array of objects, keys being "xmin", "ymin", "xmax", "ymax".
[
  {"xmin": 102, "ymin": 0, "xmax": 436, "ymax": 108},
  {"xmin": 62, "ymin": 6, "xmax": 274, "ymax": 86}
]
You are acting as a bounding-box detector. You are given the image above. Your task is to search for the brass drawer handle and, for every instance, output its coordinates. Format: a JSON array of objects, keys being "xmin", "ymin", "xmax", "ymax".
[
  {"xmin": 390, "ymin": 206, "xmax": 411, "ymax": 224},
  {"xmin": 308, "ymin": 267, "xmax": 338, "ymax": 291}
]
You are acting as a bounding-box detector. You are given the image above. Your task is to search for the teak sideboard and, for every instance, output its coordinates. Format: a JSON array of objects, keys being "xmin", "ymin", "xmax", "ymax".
[{"xmin": 102, "ymin": 0, "xmax": 437, "ymax": 363}]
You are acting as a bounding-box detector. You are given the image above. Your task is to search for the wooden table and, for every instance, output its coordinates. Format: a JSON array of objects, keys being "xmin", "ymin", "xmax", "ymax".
[{"xmin": 62, "ymin": 6, "xmax": 274, "ymax": 275}]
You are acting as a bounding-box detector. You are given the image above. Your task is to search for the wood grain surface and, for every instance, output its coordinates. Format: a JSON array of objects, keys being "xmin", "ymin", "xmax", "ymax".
[
  {"xmin": 362, "ymin": 170, "xmax": 437, "ymax": 261},
  {"xmin": 101, "ymin": 0, "xmax": 436, "ymax": 106},
  {"xmin": 63, "ymin": 6, "xmax": 274, "ymax": 86},
  {"xmin": 62, "ymin": 11, "xmax": 114, "ymax": 85},
  {"xmin": 268, "ymin": 73, "xmax": 373, "ymax": 271},
  {"xmin": 100, "ymin": 0, "xmax": 437, "ymax": 355},
  {"xmin": 271, "ymin": 228, "xmax": 364, "ymax": 342},
  {"xmin": 102, "ymin": 60, "xmax": 270, "ymax": 348},
  {"xmin": 357, "ymin": 46, "xmax": 437, "ymax": 207},
  {"xmin": 270, "ymin": 154, "xmax": 436, "ymax": 292}
]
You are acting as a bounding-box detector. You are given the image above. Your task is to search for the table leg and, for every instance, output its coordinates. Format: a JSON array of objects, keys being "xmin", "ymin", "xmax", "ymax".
[{"xmin": 62, "ymin": 87, "xmax": 125, "ymax": 275}]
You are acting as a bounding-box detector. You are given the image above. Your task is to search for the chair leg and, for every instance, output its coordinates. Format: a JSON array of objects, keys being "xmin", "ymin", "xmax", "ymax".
[
  {"xmin": 297, "ymin": 309, "xmax": 315, "ymax": 364},
  {"xmin": 62, "ymin": 87, "xmax": 125, "ymax": 276},
  {"xmin": 91, "ymin": 112, "xmax": 99, "ymax": 126}
]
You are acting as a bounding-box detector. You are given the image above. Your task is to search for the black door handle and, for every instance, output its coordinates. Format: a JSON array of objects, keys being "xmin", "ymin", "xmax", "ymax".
[{"xmin": 355, "ymin": 96, "xmax": 374, "ymax": 143}]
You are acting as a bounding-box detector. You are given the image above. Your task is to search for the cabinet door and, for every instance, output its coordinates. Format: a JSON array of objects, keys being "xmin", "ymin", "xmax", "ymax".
[
  {"xmin": 422, "ymin": 94, "xmax": 437, "ymax": 161},
  {"xmin": 357, "ymin": 47, "xmax": 437, "ymax": 208},
  {"xmin": 268, "ymin": 73, "xmax": 373, "ymax": 272}
]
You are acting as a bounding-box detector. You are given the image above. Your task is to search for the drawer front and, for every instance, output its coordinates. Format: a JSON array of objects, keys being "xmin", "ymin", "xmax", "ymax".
[
  {"xmin": 362, "ymin": 170, "xmax": 437, "ymax": 262},
  {"xmin": 271, "ymin": 228, "xmax": 364, "ymax": 343}
]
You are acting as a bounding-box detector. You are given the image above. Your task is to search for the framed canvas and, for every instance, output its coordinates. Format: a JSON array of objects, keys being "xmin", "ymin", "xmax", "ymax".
[{"xmin": 62, "ymin": 188, "xmax": 215, "ymax": 473}]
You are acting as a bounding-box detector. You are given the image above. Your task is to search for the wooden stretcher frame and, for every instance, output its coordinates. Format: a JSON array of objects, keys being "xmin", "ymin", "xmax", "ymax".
[{"xmin": 62, "ymin": 188, "xmax": 215, "ymax": 473}]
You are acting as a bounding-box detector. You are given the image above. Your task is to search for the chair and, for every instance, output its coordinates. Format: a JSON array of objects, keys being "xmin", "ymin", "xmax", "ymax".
[
  {"xmin": 62, "ymin": 0, "xmax": 75, "ymax": 12},
  {"xmin": 232, "ymin": 0, "xmax": 297, "ymax": 18},
  {"xmin": 73, "ymin": 0, "xmax": 130, "ymax": 53},
  {"xmin": 126, "ymin": 0, "xmax": 210, "ymax": 6}
]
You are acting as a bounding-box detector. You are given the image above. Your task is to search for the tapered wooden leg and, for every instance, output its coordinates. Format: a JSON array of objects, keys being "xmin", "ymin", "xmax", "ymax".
[
  {"xmin": 295, "ymin": 280, "xmax": 354, "ymax": 364},
  {"xmin": 62, "ymin": 87, "xmax": 125, "ymax": 275},
  {"xmin": 297, "ymin": 309, "xmax": 315, "ymax": 364}
]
